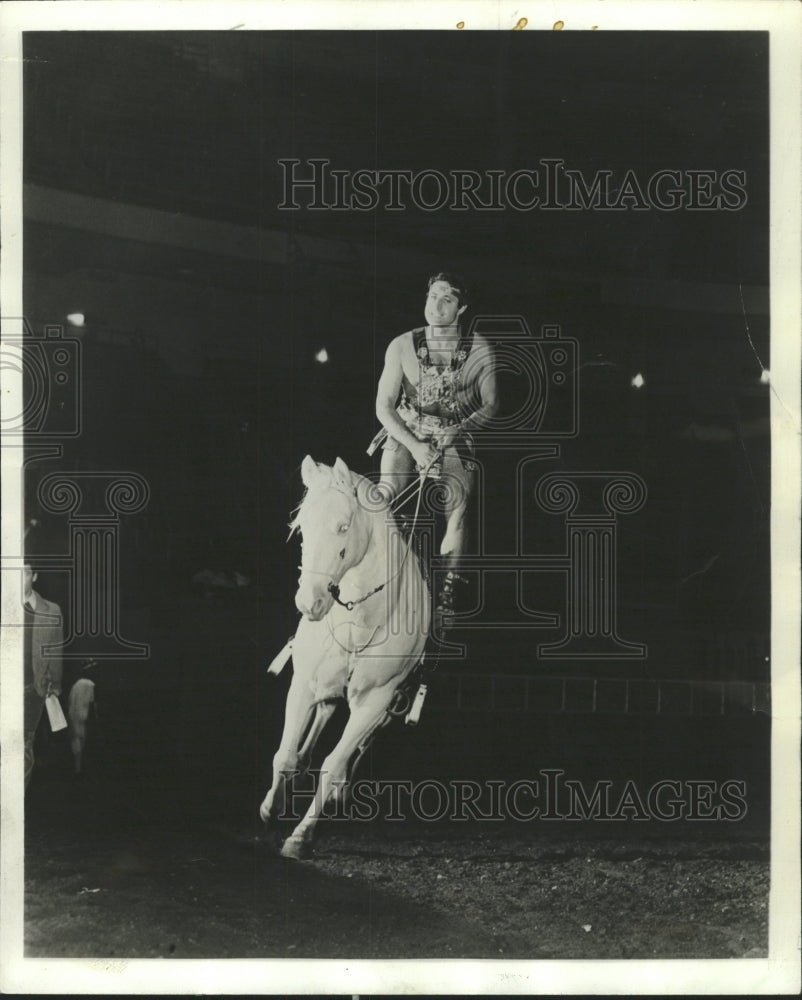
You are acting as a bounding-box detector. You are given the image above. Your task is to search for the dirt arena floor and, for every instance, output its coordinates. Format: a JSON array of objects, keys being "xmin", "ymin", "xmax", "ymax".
[{"xmin": 24, "ymin": 771, "xmax": 768, "ymax": 961}]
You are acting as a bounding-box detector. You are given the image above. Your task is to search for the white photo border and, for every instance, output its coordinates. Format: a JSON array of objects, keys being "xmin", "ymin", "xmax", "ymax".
[{"xmin": 1, "ymin": 1, "xmax": 799, "ymax": 994}]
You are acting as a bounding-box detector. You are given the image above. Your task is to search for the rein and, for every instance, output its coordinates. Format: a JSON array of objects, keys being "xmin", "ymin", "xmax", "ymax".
[
  {"xmin": 327, "ymin": 578, "xmax": 384, "ymax": 612},
  {"xmin": 320, "ymin": 457, "xmax": 435, "ymax": 612}
]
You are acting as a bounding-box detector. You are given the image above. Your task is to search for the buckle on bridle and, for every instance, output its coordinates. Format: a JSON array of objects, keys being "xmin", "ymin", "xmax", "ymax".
[{"xmin": 327, "ymin": 581, "xmax": 355, "ymax": 611}]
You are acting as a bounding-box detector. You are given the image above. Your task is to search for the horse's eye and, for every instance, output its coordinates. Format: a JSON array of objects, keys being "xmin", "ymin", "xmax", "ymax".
[{"xmin": 338, "ymin": 523, "xmax": 350, "ymax": 534}]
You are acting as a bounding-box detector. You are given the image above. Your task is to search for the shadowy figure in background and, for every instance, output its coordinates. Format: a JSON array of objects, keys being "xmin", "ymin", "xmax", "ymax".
[
  {"xmin": 23, "ymin": 559, "xmax": 64, "ymax": 791},
  {"xmin": 66, "ymin": 666, "xmax": 97, "ymax": 776}
]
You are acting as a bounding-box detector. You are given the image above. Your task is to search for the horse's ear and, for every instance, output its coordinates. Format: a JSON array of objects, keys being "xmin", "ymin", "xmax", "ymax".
[
  {"xmin": 300, "ymin": 455, "xmax": 321, "ymax": 487},
  {"xmin": 332, "ymin": 457, "xmax": 352, "ymax": 490}
]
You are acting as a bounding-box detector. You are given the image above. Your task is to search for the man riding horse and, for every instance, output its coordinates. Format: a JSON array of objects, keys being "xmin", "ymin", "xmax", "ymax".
[{"xmin": 369, "ymin": 272, "xmax": 499, "ymax": 621}]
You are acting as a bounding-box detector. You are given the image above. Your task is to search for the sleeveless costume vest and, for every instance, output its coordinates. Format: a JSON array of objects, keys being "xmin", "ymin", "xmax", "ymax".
[{"xmin": 367, "ymin": 328, "xmax": 477, "ymax": 471}]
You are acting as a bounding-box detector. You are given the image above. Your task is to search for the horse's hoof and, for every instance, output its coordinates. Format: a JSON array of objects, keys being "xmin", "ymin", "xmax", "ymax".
[
  {"xmin": 259, "ymin": 800, "xmax": 278, "ymax": 829},
  {"xmin": 260, "ymin": 810, "xmax": 279, "ymax": 839},
  {"xmin": 280, "ymin": 835, "xmax": 311, "ymax": 860}
]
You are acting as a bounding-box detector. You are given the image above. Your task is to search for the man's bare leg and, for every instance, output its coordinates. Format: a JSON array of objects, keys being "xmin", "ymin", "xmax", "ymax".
[
  {"xmin": 378, "ymin": 441, "xmax": 415, "ymax": 506},
  {"xmin": 435, "ymin": 458, "xmax": 475, "ymax": 619}
]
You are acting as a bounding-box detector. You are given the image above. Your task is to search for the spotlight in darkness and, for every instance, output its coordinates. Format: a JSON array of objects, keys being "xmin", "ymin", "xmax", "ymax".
[
  {"xmin": 66, "ymin": 312, "xmax": 85, "ymax": 327},
  {"xmin": 631, "ymin": 373, "xmax": 645, "ymax": 389},
  {"xmin": 759, "ymin": 369, "xmax": 770, "ymax": 384},
  {"xmin": 314, "ymin": 347, "xmax": 329, "ymax": 364}
]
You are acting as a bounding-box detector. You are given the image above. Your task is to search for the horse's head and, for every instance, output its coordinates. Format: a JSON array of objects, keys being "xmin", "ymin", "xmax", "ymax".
[{"xmin": 292, "ymin": 455, "xmax": 372, "ymax": 621}]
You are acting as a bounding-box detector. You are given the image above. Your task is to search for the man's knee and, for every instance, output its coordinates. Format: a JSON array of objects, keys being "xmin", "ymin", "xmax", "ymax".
[{"xmin": 376, "ymin": 477, "xmax": 400, "ymax": 505}]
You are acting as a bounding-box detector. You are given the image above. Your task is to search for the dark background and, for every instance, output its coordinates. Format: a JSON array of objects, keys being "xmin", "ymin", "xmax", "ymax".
[{"xmin": 22, "ymin": 31, "xmax": 770, "ymax": 830}]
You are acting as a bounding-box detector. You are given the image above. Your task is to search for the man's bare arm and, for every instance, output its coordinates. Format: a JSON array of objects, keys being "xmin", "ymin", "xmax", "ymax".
[{"xmin": 459, "ymin": 337, "xmax": 500, "ymax": 433}]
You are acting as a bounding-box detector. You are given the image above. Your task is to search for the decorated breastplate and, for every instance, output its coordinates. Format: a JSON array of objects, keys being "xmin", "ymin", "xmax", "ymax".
[{"xmin": 410, "ymin": 328, "xmax": 472, "ymax": 414}]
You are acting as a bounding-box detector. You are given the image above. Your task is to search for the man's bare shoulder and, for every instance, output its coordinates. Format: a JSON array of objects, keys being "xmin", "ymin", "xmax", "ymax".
[
  {"xmin": 391, "ymin": 329, "xmax": 420, "ymax": 346},
  {"xmin": 385, "ymin": 329, "xmax": 418, "ymax": 358}
]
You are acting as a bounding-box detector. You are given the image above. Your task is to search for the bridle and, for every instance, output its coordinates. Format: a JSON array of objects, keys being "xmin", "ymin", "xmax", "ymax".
[
  {"xmin": 299, "ymin": 460, "xmax": 433, "ymax": 612},
  {"xmin": 327, "ymin": 577, "xmax": 386, "ymax": 613}
]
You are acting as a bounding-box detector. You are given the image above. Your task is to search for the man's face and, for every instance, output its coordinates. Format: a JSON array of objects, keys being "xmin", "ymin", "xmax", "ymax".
[
  {"xmin": 23, "ymin": 565, "xmax": 37, "ymax": 600},
  {"xmin": 424, "ymin": 280, "xmax": 466, "ymax": 329}
]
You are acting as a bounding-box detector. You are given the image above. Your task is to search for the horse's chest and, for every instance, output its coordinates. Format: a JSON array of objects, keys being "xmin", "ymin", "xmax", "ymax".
[{"xmin": 303, "ymin": 618, "xmax": 378, "ymax": 696}]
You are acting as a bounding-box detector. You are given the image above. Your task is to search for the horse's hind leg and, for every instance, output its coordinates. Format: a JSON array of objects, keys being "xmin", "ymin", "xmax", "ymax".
[
  {"xmin": 280, "ymin": 681, "xmax": 397, "ymax": 859},
  {"xmin": 297, "ymin": 700, "xmax": 338, "ymax": 775},
  {"xmin": 259, "ymin": 674, "xmax": 316, "ymax": 826}
]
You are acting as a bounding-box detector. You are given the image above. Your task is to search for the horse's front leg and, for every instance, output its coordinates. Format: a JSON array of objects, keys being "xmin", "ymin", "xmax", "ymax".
[
  {"xmin": 259, "ymin": 673, "xmax": 316, "ymax": 827},
  {"xmin": 280, "ymin": 680, "xmax": 397, "ymax": 859}
]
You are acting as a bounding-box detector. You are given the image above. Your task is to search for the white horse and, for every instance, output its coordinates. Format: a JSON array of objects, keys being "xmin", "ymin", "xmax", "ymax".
[{"xmin": 259, "ymin": 455, "xmax": 430, "ymax": 858}]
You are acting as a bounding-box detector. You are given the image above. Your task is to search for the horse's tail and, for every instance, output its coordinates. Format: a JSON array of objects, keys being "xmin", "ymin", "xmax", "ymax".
[{"xmin": 267, "ymin": 637, "xmax": 294, "ymax": 677}]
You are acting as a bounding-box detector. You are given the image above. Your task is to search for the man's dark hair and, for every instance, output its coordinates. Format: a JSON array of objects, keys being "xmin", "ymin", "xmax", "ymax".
[{"xmin": 427, "ymin": 272, "xmax": 469, "ymax": 308}]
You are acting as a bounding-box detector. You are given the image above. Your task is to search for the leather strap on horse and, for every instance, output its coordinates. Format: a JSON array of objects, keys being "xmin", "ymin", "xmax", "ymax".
[{"xmin": 325, "ymin": 456, "xmax": 434, "ymax": 612}]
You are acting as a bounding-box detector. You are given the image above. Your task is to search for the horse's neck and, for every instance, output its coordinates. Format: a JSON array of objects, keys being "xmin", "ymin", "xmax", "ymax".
[
  {"xmin": 344, "ymin": 507, "xmax": 392, "ymax": 585},
  {"xmin": 339, "ymin": 503, "xmax": 405, "ymax": 615}
]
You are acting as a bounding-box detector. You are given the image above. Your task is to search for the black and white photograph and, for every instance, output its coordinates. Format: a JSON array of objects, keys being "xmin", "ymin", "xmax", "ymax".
[{"xmin": 1, "ymin": 1, "xmax": 799, "ymax": 994}]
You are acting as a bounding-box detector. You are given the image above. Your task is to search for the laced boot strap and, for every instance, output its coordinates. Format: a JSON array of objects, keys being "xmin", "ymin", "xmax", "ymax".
[
  {"xmin": 435, "ymin": 569, "xmax": 468, "ymax": 616},
  {"xmin": 396, "ymin": 512, "xmax": 415, "ymax": 537}
]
